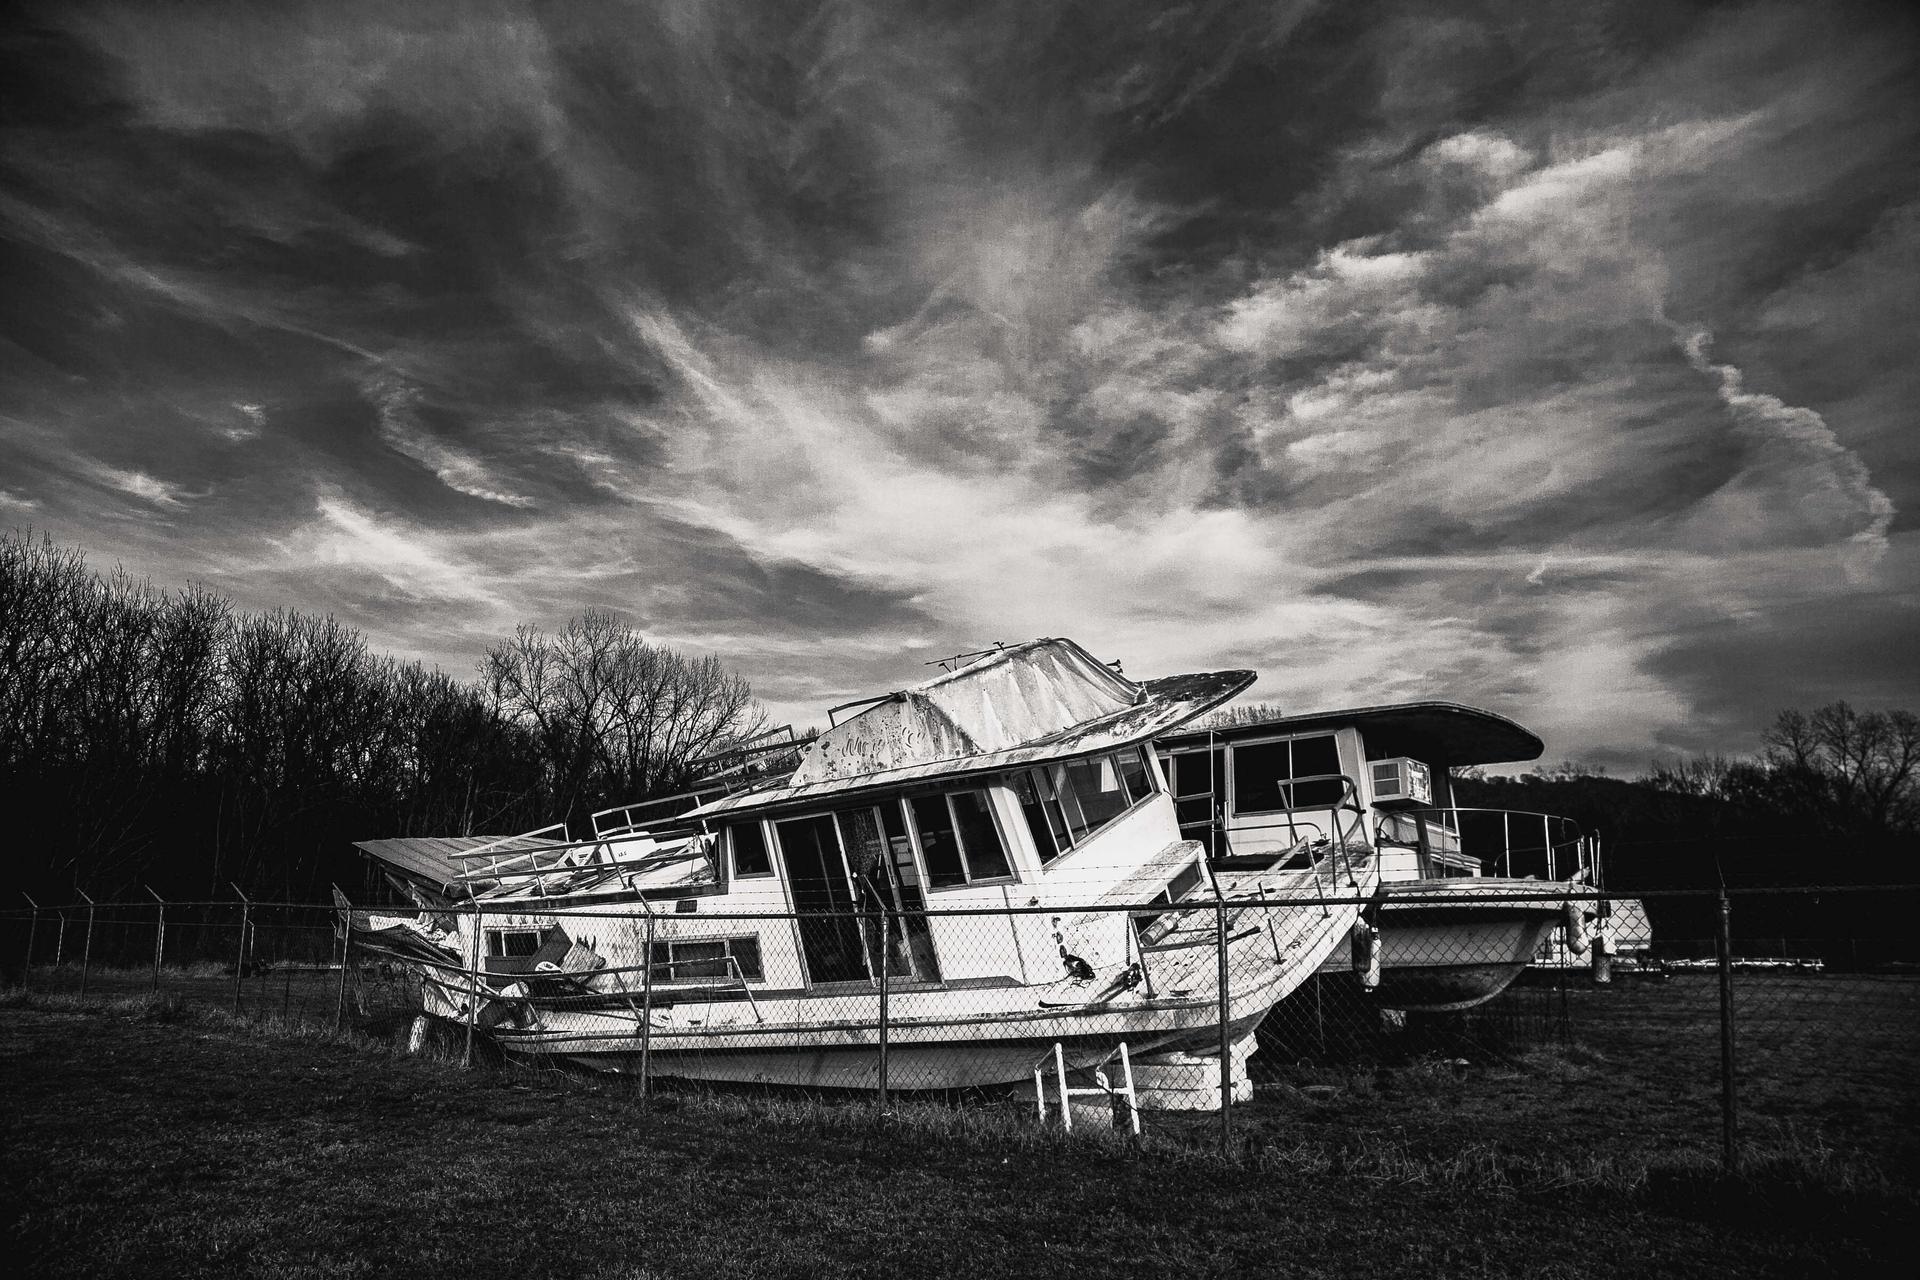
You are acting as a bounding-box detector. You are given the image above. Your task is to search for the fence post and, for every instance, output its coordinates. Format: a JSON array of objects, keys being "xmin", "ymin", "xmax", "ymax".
[
  {"xmin": 232, "ymin": 886, "xmax": 250, "ymax": 1014},
  {"xmin": 1216, "ymin": 894, "xmax": 1231, "ymax": 1155},
  {"xmin": 78, "ymin": 890, "xmax": 96, "ymax": 999},
  {"xmin": 878, "ymin": 908, "xmax": 891, "ymax": 1111},
  {"xmin": 55, "ymin": 909, "xmax": 67, "ymax": 968},
  {"xmin": 1716, "ymin": 888, "xmax": 1739, "ymax": 1172},
  {"xmin": 333, "ymin": 886, "xmax": 352, "ymax": 1031},
  {"xmin": 22, "ymin": 894, "xmax": 38, "ymax": 994},
  {"xmin": 146, "ymin": 887, "xmax": 165, "ymax": 993},
  {"xmin": 464, "ymin": 903, "xmax": 482, "ymax": 1068},
  {"xmin": 639, "ymin": 911, "xmax": 656, "ymax": 1110}
]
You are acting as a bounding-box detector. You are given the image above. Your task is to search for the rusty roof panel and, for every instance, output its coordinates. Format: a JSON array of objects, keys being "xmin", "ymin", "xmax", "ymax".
[{"xmin": 690, "ymin": 660, "xmax": 1255, "ymax": 820}]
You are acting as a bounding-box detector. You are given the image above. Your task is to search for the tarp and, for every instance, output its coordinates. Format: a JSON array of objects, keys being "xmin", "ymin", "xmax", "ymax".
[{"xmin": 691, "ymin": 638, "xmax": 1254, "ymax": 820}]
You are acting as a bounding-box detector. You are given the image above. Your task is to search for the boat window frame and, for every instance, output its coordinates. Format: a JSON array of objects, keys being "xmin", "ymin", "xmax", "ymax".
[
  {"xmin": 1224, "ymin": 730, "xmax": 1346, "ymax": 817},
  {"xmin": 484, "ymin": 927, "xmax": 543, "ymax": 959},
  {"xmin": 648, "ymin": 934, "xmax": 765, "ymax": 983},
  {"xmin": 904, "ymin": 786, "xmax": 1020, "ymax": 893},
  {"xmin": 727, "ymin": 819, "xmax": 775, "ymax": 879},
  {"xmin": 1010, "ymin": 744, "xmax": 1162, "ymax": 869}
]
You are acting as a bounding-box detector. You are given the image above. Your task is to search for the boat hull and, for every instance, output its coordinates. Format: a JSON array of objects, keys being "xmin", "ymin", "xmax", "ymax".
[
  {"xmin": 356, "ymin": 853, "xmax": 1380, "ymax": 1102},
  {"xmin": 1322, "ymin": 878, "xmax": 1568, "ymax": 1012}
]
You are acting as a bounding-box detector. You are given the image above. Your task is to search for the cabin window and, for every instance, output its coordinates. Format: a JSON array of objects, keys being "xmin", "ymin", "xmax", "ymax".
[
  {"xmin": 909, "ymin": 789, "xmax": 1013, "ymax": 888},
  {"xmin": 486, "ymin": 929, "xmax": 542, "ymax": 958},
  {"xmin": 730, "ymin": 822, "xmax": 772, "ymax": 878},
  {"xmin": 951, "ymin": 790, "xmax": 1013, "ymax": 880},
  {"xmin": 1015, "ymin": 747, "xmax": 1158, "ymax": 863},
  {"xmin": 1013, "ymin": 770, "xmax": 1071, "ymax": 863},
  {"xmin": 1117, "ymin": 748, "xmax": 1154, "ymax": 804},
  {"xmin": 1161, "ymin": 746, "xmax": 1227, "ymax": 853},
  {"xmin": 1062, "ymin": 755, "xmax": 1130, "ymax": 836},
  {"xmin": 1232, "ymin": 733, "xmax": 1344, "ymax": 814},
  {"xmin": 649, "ymin": 936, "xmax": 764, "ymax": 982}
]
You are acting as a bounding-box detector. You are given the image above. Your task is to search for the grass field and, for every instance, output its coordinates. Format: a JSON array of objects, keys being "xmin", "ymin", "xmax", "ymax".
[{"xmin": 2, "ymin": 978, "xmax": 1915, "ymax": 1279}]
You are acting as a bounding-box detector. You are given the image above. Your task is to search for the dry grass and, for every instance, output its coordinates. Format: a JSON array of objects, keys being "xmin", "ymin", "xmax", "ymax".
[{"xmin": 2, "ymin": 985, "xmax": 1914, "ymax": 1278}]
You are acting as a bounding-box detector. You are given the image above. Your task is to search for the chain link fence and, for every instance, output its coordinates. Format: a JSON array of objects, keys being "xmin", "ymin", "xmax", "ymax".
[{"xmin": 4, "ymin": 884, "xmax": 1915, "ymax": 1171}]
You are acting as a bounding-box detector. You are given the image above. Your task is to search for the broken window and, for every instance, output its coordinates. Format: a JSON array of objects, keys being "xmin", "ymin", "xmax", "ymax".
[
  {"xmin": 649, "ymin": 936, "xmax": 764, "ymax": 982},
  {"xmin": 1014, "ymin": 747, "xmax": 1160, "ymax": 863},
  {"xmin": 909, "ymin": 789, "xmax": 1013, "ymax": 888},
  {"xmin": 486, "ymin": 929, "xmax": 542, "ymax": 958},
  {"xmin": 730, "ymin": 822, "xmax": 772, "ymax": 877},
  {"xmin": 1231, "ymin": 733, "xmax": 1345, "ymax": 814}
]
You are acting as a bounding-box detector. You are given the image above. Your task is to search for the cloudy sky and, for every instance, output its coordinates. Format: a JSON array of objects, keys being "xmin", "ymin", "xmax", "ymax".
[{"xmin": 2, "ymin": 0, "xmax": 1915, "ymax": 769}]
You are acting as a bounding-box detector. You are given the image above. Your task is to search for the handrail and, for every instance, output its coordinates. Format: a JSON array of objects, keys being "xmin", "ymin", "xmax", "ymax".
[
  {"xmin": 1398, "ymin": 806, "xmax": 1588, "ymax": 880},
  {"xmin": 446, "ymin": 822, "xmax": 571, "ymax": 889},
  {"xmin": 453, "ymin": 843, "xmax": 710, "ymax": 888}
]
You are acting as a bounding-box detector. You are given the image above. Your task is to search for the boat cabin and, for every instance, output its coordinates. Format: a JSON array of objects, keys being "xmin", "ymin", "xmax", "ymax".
[
  {"xmin": 427, "ymin": 638, "xmax": 1255, "ymax": 1002},
  {"xmin": 1154, "ymin": 702, "xmax": 1581, "ymax": 885}
]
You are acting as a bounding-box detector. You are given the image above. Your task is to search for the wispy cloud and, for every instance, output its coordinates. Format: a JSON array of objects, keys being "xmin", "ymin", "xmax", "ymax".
[{"xmin": 1, "ymin": 0, "xmax": 1914, "ymax": 762}]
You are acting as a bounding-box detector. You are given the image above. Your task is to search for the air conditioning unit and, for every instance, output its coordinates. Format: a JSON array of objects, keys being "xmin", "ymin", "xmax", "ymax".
[{"xmin": 1369, "ymin": 757, "xmax": 1432, "ymax": 807}]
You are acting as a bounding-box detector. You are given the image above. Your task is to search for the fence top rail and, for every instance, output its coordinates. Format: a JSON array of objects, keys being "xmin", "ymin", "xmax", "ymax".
[{"xmin": 2, "ymin": 883, "xmax": 1916, "ymax": 921}]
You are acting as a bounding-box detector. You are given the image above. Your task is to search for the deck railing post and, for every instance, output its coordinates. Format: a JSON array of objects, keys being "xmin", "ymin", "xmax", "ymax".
[
  {"xmin": 1716, "ymin": 888, "xmax": 1740, "ymax": 1172},
  {"xmin": 878, "ymin": 909, "xmax": 891, "ymax": 1110},
  {"xmin": 146, "ymin": 887, "xmax": 165, "ymax": 993},
  {"xmin": 464, "ymin": 903, "xmax": 481, "ymax": 1068},
  {"xmin": 639, "ymin": 911, "xmax": 656, "ymax": 1109},
  {"xmin": 78, "ymin": 890, "xmax": 96, "ymax": 999},
  {"xmin": 1216, "ymin": 894, "xmax": 1231, "ymax": 1155},
  {"xmin": 22, "ymin": 894, "xmax": 38, "ymax": 993},
  {"xmin": 231, "ymin": 886, "xmax": 250, "ymax": 1014}
]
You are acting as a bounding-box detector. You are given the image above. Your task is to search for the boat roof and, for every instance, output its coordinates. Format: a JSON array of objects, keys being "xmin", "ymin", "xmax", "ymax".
[
  {"xmin": 1157, "ymin": 701, "xmax": 1544, "ymax": 767},
  {"xmin": 688, "ymin": 638, "xmax": 1255, "ymax": 820},
  {"xmin": 353, "ymin": 834, "xmax": 561, "ymax": 893}
]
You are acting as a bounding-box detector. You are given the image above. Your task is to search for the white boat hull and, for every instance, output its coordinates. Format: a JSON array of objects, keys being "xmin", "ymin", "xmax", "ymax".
[
  {"xmin": 387, "ymin": 852, "xmax": 1378, "ymax": 1100},
  {"xmin": 1320, "ymin": 878, "xmax": 1570, "ymax": 1012}
]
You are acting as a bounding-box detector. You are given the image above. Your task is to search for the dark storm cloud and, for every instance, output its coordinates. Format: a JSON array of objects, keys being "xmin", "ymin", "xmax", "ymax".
[{"xmin": 0, "ymin": 0, "xmax": 1914, "ymax": 751}]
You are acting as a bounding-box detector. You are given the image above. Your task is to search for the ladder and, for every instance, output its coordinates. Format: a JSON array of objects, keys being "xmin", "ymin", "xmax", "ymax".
[{"xmin": 1034, "ymin": 1041, "xmax": 1141, "ymax": 1135}]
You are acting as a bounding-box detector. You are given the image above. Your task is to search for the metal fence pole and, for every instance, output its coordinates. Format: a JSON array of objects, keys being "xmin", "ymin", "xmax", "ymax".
[
  {"xmin": 639, "ymin": 912, "xmax": 656, "ymax": 1110},
  {"xmin": 1216, "ymin": 894, "xmax": 1231, "ymax": 1155},
  {"xmin": 280, "ymin": 916, "xmax": 295, "ymax": 1019},
  {"xmin": 232, "ymin": 887, "xmax": 250, "ymax": 1014},
  {"xmin": 55, "ymin": 910, "xmax": 67, "ymax": 968},
  {"xmin": 1717, "ymin": 888, "xmax": 1740, "ymax": 1171},
  {"xmin": 878, "ymin": 909, "xmax": 891, "ymax": 1110},
  {"xmin": 78, "ymin": 890, "xmax": 96, "ymax": 999},
  {"xmin": 333, "ymin": 887, "xmax": 352, "ymax": 1031},
  {"xmin": 21, "ymin": 894, "xmax": 38, "ymax": 994},
  {"xmin": 464, "ymin": 903, "xmax": 481, "ymax": 1068},
  {"xmin": 147, "ymin": 887, "xmax": 165, "ymax": 993}
]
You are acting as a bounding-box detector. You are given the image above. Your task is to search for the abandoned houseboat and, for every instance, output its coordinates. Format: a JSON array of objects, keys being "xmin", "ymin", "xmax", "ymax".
[
  {"xmin": 344, "ymin": 638, "xmax": 1381, "ymax": 1107},
  {"xmin": 1155, "ymin": 702, "xmax": 1593, "ymax": 1013}
]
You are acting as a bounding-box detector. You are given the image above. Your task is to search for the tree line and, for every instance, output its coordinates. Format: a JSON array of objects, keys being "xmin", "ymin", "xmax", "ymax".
[
  {"xmin": 0, "ymin": 531, "xmax": 769, "ymax": 903},
  {"xmin": 1453, "ymin": 705, "xmax": 1918, "ymax": 949}
]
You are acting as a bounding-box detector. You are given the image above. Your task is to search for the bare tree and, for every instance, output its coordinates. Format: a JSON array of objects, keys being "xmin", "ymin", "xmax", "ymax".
[
  {"xmin": 1764, "ymin": 702, "xmax": 1920, "ymax": 833},
  {"xmin": 1193, "ymin": 700, "xmax": 1288, "ymax": 730},
  {"xmin": 483, "ymin": 609, "xmax": 768, "ymax": 825}
]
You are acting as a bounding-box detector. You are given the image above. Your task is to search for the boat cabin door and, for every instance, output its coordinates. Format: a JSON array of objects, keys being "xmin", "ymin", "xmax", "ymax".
[
  {"xmin": 776, "ymin": 806, "xmax": 942, "ymax": 987},
  {"xmin": 836, "ymin": 804, "xmax": 940, "ymax": 982},
  {"xmin": 1160, "ymin": 746, "xmax": 1227, "ymax": 859},
  {"xmin": 775, "ymin": 815, "xmax": 871, "ymax": 985}
]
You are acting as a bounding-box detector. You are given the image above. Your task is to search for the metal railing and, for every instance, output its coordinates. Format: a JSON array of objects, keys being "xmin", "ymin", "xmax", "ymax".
[{"xmin": 1388, "ymin": 806, "xmax": 1589, "ymax": 880}]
